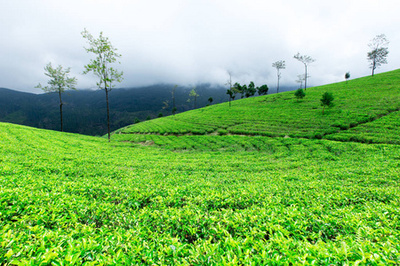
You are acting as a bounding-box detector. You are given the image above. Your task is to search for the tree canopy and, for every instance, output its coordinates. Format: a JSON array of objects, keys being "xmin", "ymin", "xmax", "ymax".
[
  {"xmin": 82, "ymin": 29, "xmax": 123, "ymax": 141},
  {"xmin": 36, "ymin": 62, "xmax": 77, "ymax": 132},
  {"xmin": 294, "ymin": 53, "xmax": 315, "ymax": 90},
  {"xmin": 367, "ymin": 34, "xmax": 389, "ymax": 76},
  {"xmin": 272, "ymin": 60, "xmax": 286, "ymax": 93}
]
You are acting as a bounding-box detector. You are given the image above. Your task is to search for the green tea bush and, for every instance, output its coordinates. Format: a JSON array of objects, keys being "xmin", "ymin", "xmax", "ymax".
[{"xmin": 1, "ymin": 122, "xmax": 399, "ymax": 264}]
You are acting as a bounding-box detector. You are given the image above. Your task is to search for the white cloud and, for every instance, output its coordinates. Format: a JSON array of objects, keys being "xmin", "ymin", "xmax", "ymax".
[{"xmin": 0, "ymin": 0, "xmax": 399, "ymax": 93}]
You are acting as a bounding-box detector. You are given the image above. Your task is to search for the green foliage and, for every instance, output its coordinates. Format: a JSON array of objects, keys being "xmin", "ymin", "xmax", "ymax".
[
  {"xmin": 81, "ymin": 29, "xmax": 123, "ymax": 90},
  {"xmin": 368, "ymin": 34, "xmax": 389, "ymax": 76},
  {"xmin": 1, "ymin": 122, "xmax": 400, "ymax": 264},
  {"xmin": 187, "ymin": 88, "xmax": 199, "ymax": 109},
  {"xmin": 257, "ymin": 84, "xmax": 269, "ymax": 95},
  {"xmin": 36, "ymin": 63, "xmax": 77, "ymax": 94},
  {"xmin": 0, "ymin": 84, "xmax": 231, "ymax": 136},
  {"xmin": 246, "ymin": 81, "xmax": 257, "ymax": 98},
  {"xmin": 345, "ymin": 72, "xmax": 351, "ymax": 81},
  {"xmin": 172, "ymin": 106, "xmax": 177, "ymax": 116},
  {"xmin": 2, "ymin": 69, "xmax": 400, "ymax": 264},
  {"xmin": 294, "ymin": 88, "xmax": 306, "ymax": 101},
  {"xmin": 35, "ymin": 63, "xmax": 77, "ymax": 132},
  {"xmin": 233, "ymin": 82, "xmax": 264, "ymax": 98},
  {"xmin": 326, "ymin": 109, "xmax": 400, "ymax": 144},
  {"xmin": 233, "ymin": 82, "xmax": 246, "ymax": 98},
  {"xmin": 118, "ymin": 70, "xmax": 400, "ymax": 140},
  {"xmin": 226, "ymin": 89, "xmax": 235, "ymax": 107},
  {"xmin": 320, "ymin": 92, "xmax": 334, "ymax": 114},
  {"xmin": 82, "ymin": 28, "xmax": 123, "ymax": 141}
]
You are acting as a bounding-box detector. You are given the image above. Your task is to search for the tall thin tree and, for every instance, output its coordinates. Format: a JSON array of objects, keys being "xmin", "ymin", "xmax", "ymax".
[
  {"xmin": 172, "ymin": 85, "xmax": 177, "ymax": 115},
  {"xmin": 225, "ymin": 71, "xmax": 234, "ymax": 107},
  {"xmin": 36, "ymin": 63, "xmax": 77, "ymax": 132},
  {"xmin": 188, "ymin": 87, "xmax": 199, "ymax": 109},
  {"xmin": 272, "ymin": 60, "xmax": 285, "ymax": 93},
  {"xmin": 294, "ymin": 53, "xmax": 315, "ymax": 90},
  {"xmin": 296, "ymin": 74, "xmax": 305, "ymax": 89},
  {"xmin": 82, "ymin": 29, "xmax": 123, "ymax": 142},
  {"xmin": 367, "ymin": 34, "xmax": 389, "ymax": 76}
]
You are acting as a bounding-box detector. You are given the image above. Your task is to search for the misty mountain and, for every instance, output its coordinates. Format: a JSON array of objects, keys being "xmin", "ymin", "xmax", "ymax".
[
  {"xmin": 0, "ymin": 84, "xmax": 298, "ymax": 136},
  {"xmin": 0, "ymin": 84, "xmax": 230, "ymax": 135}
]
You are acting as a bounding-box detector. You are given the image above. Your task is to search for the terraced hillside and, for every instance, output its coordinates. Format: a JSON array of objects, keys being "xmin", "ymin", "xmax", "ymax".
[
  {"xmin": 1, "ymin": 70, "xmax": 399, "ymax": 264},
  {"xmin": 1, "ymin": 122, "xmax": 400, "ymax": 264},
  {"xmin": 115, "ymin": 69, "xmax": 400, "ymax": 144}
]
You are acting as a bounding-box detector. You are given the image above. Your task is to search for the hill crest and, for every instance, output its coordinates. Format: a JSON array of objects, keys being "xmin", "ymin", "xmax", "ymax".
[{"xmin": 114, "ymin": 69, "xmax": 400, "ymax": 146}]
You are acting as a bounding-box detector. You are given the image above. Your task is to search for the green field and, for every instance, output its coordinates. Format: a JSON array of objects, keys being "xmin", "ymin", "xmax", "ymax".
[
  {"xmin": 116, "ymin": 70, "xmax": 400, "ymax": 140},
  {"xmin": 1, "ymin": 70, "xmax": 400, "ymax": 265}
]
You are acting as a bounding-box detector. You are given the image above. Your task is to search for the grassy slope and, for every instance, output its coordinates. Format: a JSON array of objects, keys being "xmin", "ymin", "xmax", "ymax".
[
  {"xmin": 1, "ymin": 70, "xmax": 400, "ymax": 264},
  {"xmin": 116, "ymin": 69, "xmax": 400, "ymax": 141},
  {"xmin": 1, "ymin": 122, "xmax": 400, "ymax": 264}
]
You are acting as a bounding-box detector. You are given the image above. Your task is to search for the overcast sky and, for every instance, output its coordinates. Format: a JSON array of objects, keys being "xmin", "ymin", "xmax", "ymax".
[{"xmin": 1, "ymin": 0, "xmax": 399, "ymax": 93}]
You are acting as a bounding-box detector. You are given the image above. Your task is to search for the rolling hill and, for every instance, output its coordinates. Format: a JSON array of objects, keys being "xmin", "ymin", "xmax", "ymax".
[
  {"xmin": 114, "ymin": 69, "xmax": 400, "ymax": 147},
  {"xmin": 0, "ymin": 70, "xmax": 399, "ymax": 264}
]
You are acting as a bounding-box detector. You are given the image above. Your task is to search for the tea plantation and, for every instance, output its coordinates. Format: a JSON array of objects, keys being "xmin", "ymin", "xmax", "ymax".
[
  {"xmin": 1, "ymin": 70, "xmax": 400, "ymax": 265},
  {"xmin": 117, "ymin": 70, "xmax": 400, "ymax": 140}
]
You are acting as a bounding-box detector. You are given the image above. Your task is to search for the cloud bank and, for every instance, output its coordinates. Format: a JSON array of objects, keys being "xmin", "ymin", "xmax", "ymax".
[{"xmin": 1, "ymin": 0, "xmax": 399, "ymax": 93}]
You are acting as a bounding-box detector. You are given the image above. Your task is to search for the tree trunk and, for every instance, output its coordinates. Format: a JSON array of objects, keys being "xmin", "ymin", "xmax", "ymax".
[
  {"xmin": 172, "ymin": 87, "xmax": 176, "ymax": 115},
  {"xmin": 59, "ymin": 91, "xmax": 63, "ymax": 132},
  {"xmin": 277, "ymin": 70, "xmax": 280, "ymax": 94},
  {"xmin": 304, "ymin": 64, "xmax": 308, "ymax": 90},
  {"xmin": 105, "ymin": 89, "xmax": 110, "ymax": 142},
  {"xmin": 371, "ymin": 59, "xmax": 376, "ymax": 76}
]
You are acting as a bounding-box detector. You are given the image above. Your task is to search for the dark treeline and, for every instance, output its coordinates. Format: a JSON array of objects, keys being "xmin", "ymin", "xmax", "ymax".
[
  {"xmin": 0, "ymin": 84, "xmax": 229, "ymax": 135},
  {"xmin": 1, "ymin": 84, "xmax": 297, "ymax": 136}
]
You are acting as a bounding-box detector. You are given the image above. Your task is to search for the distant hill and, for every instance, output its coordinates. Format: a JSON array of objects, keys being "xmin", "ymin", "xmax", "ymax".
[
  {"xmin": 0, "ymin": 84, "xmax": 232, "ymax": 135},
  {"xmin": 0, "ymin": 84, "xmax": 297, "ymax": 135}
]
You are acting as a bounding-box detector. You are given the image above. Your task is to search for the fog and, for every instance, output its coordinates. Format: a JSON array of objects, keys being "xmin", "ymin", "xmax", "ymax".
[{"xmin": 1, "ymin": 0, "xmax": 399, "ymax": 93}]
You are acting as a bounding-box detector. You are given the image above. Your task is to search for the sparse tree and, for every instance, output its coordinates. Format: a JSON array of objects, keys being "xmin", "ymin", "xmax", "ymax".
[
  {"xmin": 225, "ymin": 71, "xmax": 234, "ymax": 107},
  {"xmin": 257, "ymin": 84, "xmax": 269, "ymax": 95},
  {"xmin": 232, "ymin": 82, "xmax": 258, "ymax": 98},
  {"xmin": 236, "ymin": 83, "xmax": 247, "ymax": 98},
  {"xmin": 345, "ymin": 72, "xmax": 350, "ymax": 83},
  {"xmin": 245, "ymin": 81, "xmax": 256, "ymax": 98},
  {"xmin": 320, "ymin": 92, "xmax": 334, "ymax": 114},
  {"xmin": 367, "ymin": 34, "xmax": 389, "ymax": 76},
  {"xmin": 82, "ymin": 29, "xmax": 123, "ymax": 142},
  {"xmin": 36, "ymin": 63, "xmax": 77, "ymax": 132},
  {"xmin": 226, "ymin": 89, "xmax": 234, "ymax": 107},
  {"xmin": 208, "ymin": 97, "xmax": 213, "ymax": 105},
  {"xmin": 272, "ymin": 60, "xmax": 286, "ymax": 93},
  {"xmin": 162, "ymin": 100, "xmax": 169, "ymax": 112},
  {"xmin": 188, "ymin": 87, "xmax": 199, "ymax": 109},
  {"xmin": 294, "ymin": 88, "xmax": 305, "ymax": 102},
  {"xmin": 172, "ymin": 85, "xmax": 177, "ymax": 115},
  {"xmin": 233, "ymin": 82, "xmax": 243, "ymax": 98},
  {"xmin": 296, "ymin": 74, "xmax": 306, "ymax": 89},
  {"xmin": 294, "ymin": 53, "xmax": 315, "ymax": 90}
]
